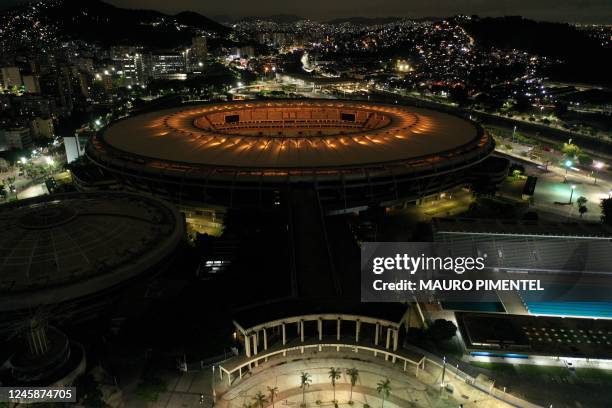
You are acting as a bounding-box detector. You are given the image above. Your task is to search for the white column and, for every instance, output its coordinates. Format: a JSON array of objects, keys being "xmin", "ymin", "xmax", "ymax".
[
  {"xmin": 245, "ymin": 333, "xmax": 251, "ymax": 358},
  {"xmin": 393, "ymin": 329, "xmax": 399, "ymax": 351},
  {"xmin": 301, "ymin": 320, "xmax": 306, "ymax": 353},
  {"xmin": 282, "ymin": 323, "xmax": 287, "ymax": 357},
  {"xmin": 336, "ymin": 318, "xmax": 341, "ymax": 341},
  {"xmin": 253, "ymin": 335, "xmax": 259, "ymax": 367},
  {"xmin": 385, "ymin": 328, "xmax": 391, "ymax": 349},
  {"xmin": 318, "ymin": 318, "xmax": 323, "ymax": 341},
  {"xmin": 385, "ymin": 328, "xmax": 391, "ymax": 361},
  {"xmin": 300, "ymin": 320, "xmax": 305, "ymax": 342},
  {"xmin": 355, "ymin": 320, "xmax": 361, "ymax": 343},
  {"xmin": 374, "ymin": 323, "xmax": 379, "ymax": 356},
  {"xmin": 374, "ymin": 323, "xmax": 380, "ymax": 345},
  {"xmin": 392, "ymin": 329, "xmax": 399, "ymax": 363},
  {"xmin": 263, "ymin": 328, "xmax": 268, "ymax": 362}
]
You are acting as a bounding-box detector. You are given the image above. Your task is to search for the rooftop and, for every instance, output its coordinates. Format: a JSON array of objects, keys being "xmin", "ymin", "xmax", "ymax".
[
  {"xmin": 0, "ymin": 192, "xmax": 184, "ymax": 312},
  {"xmin": 99, "ymin": 100, "xmax": 484, "ymax": 170}
]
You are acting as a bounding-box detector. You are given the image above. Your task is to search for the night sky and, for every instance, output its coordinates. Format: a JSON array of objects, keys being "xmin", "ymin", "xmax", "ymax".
[
  {"xmin": 104, "ymin": 0, "xmax": 612, "ymax": 23},
  {"xmin": 1, "ymin": 0, "xmax": 611, "ymax": 24}
]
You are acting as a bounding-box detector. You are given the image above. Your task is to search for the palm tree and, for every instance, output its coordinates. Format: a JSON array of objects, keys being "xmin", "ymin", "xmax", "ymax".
[
  {"xmin": 328, "ymin": 367, "xmax": 341, "ymax": 403},
  {"xmin": 300, "ymin": 372, "xmax": 312, "ymax": 407},
  {"xmin": 267, "ymin": 386, "xmax": 279, "ymax": 408},
  {"xmin": 346, "ymin": 368, "xmax": 359, "ymax": 402},
  {"xmin": 376, "ymin": 378, "xmax": 391, "ymax": 408},
  {"xmin": 253, "ymin": 391, "xmax": 267, "ymax": 408},
  {"xmin": 577, "ymin": 196, "xmax": 588, "ymax": 217}
]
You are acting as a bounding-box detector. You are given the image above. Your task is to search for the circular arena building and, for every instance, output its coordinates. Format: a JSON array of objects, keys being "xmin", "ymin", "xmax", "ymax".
[
  {"xmin": 0, "ymin": 192, "xmax": 184, "ymax": 385},
  {"xmin": 86, "ymin": 100, "xmax": 498, "ymax": 212}
]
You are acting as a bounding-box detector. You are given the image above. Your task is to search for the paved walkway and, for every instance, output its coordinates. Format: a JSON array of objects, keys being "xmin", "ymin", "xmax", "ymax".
[{"xmin": 216, "ymin": 352, "xmax": 514, "ymax": 408}]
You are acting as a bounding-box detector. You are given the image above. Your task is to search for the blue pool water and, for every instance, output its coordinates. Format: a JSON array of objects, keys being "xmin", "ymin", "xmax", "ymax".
[
  {"xmin": 521, "ymin": 283, "xmax": 612, "ymax": 318},
  {"xmin": 524, "ymin": 302, "xmax": 612, "ymax": 318},
  {"xmin": 441, "ymin": 302, "xmax": 506, "ymax": 313}
]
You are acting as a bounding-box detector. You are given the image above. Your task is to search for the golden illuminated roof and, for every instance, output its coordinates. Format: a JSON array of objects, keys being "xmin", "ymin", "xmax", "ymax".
[{"xmin": 100, "ymin": 100, "xmax": 482, "ymax": 169}]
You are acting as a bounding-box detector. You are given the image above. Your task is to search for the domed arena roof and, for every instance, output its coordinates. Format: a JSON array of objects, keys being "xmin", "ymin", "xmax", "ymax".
[{"xmin": 0, "ymin": 192, "xmax": 184, "ymax": 313}]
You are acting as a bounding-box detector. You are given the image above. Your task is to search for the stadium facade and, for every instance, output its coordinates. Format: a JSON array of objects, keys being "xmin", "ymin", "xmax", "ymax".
[{"xmin": 85, "ymin": 100, "xmax": 505, "ymax": 213}]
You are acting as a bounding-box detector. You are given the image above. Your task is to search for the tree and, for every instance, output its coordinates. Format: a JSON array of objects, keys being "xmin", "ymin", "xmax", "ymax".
[
  {"xmin": 328, "ymin": 367, "xmax": 341, "ymax": 403},
  {"xmin": 428, "ymin": 319, "xmax": 458, "ymax": 342},
  {"xmin": 376, "ymin": 378, "xmax": 391, "ymax": 408},
  {"xmin": 601, "ymin": 198, "xmax": 612, "ymax": 226},
  {"xmin": 346, "ymin": 368, "xmax": 359, "ymax": 403},
  {"xmin": 300, "ymin": 372, "xmax": 312, "ymax": 407},
  {"xmin": 577, "ymin": 196, "xmax": 588, "ymax": 207},
  {"xmin": 253, "ymin": 391, "xmax": 267, "ymax": 408},
  {"xmin": 579, "ymin": 205, "xmax": 588, "ymax": 217},
  {"xmin": 267, "ymin": 386, "xmax": 279, "ymax": 408},
  {"xmin": 577, "ymin": 153, "xmax": 593, "ymax": 166},
  {"xmin": 561, "ymin": 142, "xmax": 581, "ymax": 160}
]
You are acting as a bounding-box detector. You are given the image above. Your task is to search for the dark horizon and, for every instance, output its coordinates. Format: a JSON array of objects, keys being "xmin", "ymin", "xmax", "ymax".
[{"xmin": 2, "ymin": 0, "xmax": 612, "ymax": 24}]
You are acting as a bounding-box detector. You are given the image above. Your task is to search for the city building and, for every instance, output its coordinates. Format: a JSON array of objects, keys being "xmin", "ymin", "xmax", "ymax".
[
  {"xmin": 0, "ymin": 66, "xmax": 22, "ymax": 90},
  {"xmin": 63, "ymin": 132, "xmax": 90, "ymax": 163},
  {"xmin": 22, "ymin": 74, "xmax": 41, "ymax": 94},
  {"xmin": 148, "ymin": 52, "xmax": 186, "ymax": 80},
  {"xmin": 192, "ymin": 36, "xmax": 208, "ymax": 64},
  {"xmin": 2, "ymin": 126, "xmax": 32, "ymax": 150},
  {"xmin": 231, "ymin": 45, "xmax": 255, "ymax": 59},
  {"xmin": 110, "ymin": 45, "xmax": 146, "ymax": 85},
  {"xmin": 30, "ymin": 116, "xmax": 54, "ymax": 139}
]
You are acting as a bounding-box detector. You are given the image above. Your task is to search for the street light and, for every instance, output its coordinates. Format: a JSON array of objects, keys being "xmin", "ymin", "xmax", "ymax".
[
  {"xmin": 593, "ymin": 161, "xmax": 604, "ymax": 185},
  {"xmin": 564, "ymin": 160, "xmax": 572, "ymax": 182},
  {"xmin": 569, "ymin": 184, "xmax": 576, "ymax": 204}
]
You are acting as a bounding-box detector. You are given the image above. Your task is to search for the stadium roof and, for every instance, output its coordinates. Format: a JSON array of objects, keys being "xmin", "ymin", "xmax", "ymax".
[
  {"xmin": 0, "ymin": 192, "xmax": 184, "ymax": 312},
  {"xmin": 100, "ymin": 100, "xmax": 484, "ymax": 169}
]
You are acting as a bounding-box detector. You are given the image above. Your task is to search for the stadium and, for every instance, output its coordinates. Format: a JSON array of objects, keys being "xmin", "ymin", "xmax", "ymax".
[
  {"xmin": 85, "ymin": 100, "xmax": 502, "ymax": 212},
  {"xmin": 0, "ymin": 192, "xmax": 184, "ymax": 385}
]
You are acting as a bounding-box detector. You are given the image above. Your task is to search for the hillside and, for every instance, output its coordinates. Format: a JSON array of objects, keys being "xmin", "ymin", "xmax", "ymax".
[
  {"xmin": 461, "ymin": 16, "xmax": 611, "ymax": 86},
  {"xmin": 0, "ymin": 0, "xmax": 230, "ymax": 51}
]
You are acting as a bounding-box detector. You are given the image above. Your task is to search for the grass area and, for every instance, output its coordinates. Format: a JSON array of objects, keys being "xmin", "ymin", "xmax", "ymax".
[{"xmin": 470, "ymin": 362, "xmax": 612, "ymax": 383}]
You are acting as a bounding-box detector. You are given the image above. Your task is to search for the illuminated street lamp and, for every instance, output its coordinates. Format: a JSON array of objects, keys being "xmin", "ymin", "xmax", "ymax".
[
  {"xmin": 593, "ymin": 161, "xmax": 604, "ymax": 185},
  {"xmin": 564, "ymin": 160, "xmax": 572, "ymax": 182},
  {"xmin": 569, "ymin": 184, "xmax": 576, "ymax": 204}
]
